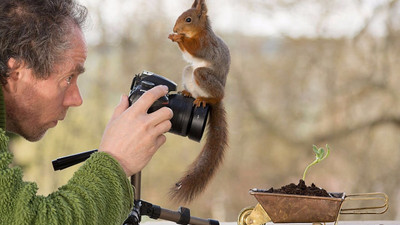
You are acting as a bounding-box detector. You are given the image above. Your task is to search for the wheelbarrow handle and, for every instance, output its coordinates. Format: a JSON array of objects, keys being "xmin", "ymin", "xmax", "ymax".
[{"xmin": 341, "ymin": 192, "xmax": 389, "ymax": 215}]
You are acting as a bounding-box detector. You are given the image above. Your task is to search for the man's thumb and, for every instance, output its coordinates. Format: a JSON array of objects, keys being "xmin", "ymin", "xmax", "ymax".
[{"xmin": 111, "ymin": 95, "xmax": 129, "ymax": 120}]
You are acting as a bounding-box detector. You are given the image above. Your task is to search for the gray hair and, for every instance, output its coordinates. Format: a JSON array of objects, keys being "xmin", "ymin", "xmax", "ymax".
[{"xmin": 0, "ymin": 0, "xmax": 88, "ymax": 84}]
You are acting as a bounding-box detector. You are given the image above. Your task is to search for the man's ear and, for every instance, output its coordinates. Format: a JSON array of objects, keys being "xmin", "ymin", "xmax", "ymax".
[{"xmin": 4, "ymin": 58, "xmax": 24, "ymax": 93}]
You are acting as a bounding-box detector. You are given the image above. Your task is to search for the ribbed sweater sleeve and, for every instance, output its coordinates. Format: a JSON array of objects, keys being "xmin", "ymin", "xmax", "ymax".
[{"xmin": 0, "ymin": 129, "xmax": 134, "ymax": 225}]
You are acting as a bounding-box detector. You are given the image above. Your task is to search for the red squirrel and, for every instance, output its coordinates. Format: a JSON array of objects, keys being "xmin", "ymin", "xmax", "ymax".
[{"xmin": 168, "ymin": 0, "xmax": 230, "ymax": 203}]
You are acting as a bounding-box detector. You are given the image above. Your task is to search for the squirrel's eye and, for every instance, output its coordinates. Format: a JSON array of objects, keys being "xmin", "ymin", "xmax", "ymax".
[{"xmin": 185, "ymin": 17, "xmax": 192, "ymax": 23}]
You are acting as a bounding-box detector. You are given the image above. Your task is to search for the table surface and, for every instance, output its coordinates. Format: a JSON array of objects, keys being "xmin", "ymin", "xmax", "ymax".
[{"xmin": 142, "ymin": 221, "xmax": 400, "ymax": 225}]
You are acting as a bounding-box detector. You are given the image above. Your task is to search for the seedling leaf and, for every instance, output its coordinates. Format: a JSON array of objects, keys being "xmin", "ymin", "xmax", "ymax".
[{"xmin": 302, "ymin": 144, "xmax": 330, "ymax": 181}]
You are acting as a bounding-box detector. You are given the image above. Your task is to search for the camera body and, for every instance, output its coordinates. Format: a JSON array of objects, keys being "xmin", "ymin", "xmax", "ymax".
[{"xmin": 128, "ymin": 71, "xmax": 209, "ymax": 142}]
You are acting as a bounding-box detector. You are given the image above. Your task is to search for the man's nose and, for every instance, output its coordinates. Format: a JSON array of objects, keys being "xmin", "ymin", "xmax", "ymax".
[{"xmin": 63, "ymin": 83, "xmax": 83, "ymax": 107}]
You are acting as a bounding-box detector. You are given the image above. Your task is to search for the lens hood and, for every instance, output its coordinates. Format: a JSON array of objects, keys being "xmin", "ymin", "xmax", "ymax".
[{"xmin": 168, "ymin": 94, "xmax": 209, "ymax": 142}]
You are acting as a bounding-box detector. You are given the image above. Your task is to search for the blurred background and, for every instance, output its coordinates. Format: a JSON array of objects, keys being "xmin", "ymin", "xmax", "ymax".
[{"xmin": 10, "ymin": 0, "xmax": 400, "ymax": 222}]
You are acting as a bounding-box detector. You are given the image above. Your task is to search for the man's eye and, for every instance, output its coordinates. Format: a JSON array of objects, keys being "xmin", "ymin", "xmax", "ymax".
[{"xmin": 66, "ymin": 75, "xmax": 73, "ymax": 85}]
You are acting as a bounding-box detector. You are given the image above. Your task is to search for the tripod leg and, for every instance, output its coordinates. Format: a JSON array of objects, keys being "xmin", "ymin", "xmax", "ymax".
[
  {"xmin": 123, "ymin": 203, "xmax": 141, "ymax": 225},
  {"xmin": 124, "ymin": 172, "xmax": 219, "ymax": 225},
  {"xmin": 123, "ymin": 172, "xmax": 142, "ymax": 225},
  {"xmin": 132, "ymin": 172, "xmax": 141, "ymax": 201}
]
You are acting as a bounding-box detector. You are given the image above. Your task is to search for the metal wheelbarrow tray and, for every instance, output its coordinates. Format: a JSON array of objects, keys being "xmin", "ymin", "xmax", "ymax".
[
  {"xmin": 238, "ymin": 189, "xmax": 388, "ymax": 225},
  {"xmin": 251, "ymin": 191, "xmax": 344, "ymax": 223}
]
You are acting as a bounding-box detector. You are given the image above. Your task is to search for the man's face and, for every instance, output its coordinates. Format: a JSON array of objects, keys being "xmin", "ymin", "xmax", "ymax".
[{"xmin": 4, "ymin": 24, "xmax": 87, "ymax": 141}]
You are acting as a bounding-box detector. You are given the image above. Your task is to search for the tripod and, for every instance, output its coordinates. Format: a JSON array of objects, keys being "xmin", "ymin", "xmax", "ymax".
[{"xmin": 52, "ymin": 150, "xmax": 219, "ymax": 225}]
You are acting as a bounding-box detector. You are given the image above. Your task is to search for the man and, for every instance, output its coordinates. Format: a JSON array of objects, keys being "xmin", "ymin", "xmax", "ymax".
[{"xmin": 0, "ymin": 0, "xmax": 173, "ymax": 224}]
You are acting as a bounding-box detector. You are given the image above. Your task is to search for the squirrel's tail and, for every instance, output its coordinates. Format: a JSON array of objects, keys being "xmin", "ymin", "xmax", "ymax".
[{"xmin": 170, "ymin": 101, "xmax": 228, "ymax": 203}]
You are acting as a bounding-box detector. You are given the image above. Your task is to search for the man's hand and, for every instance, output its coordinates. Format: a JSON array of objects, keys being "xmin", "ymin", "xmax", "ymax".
[{"xmin": 99, "ymin": 85, "xmax": 173, "ymax": 177}]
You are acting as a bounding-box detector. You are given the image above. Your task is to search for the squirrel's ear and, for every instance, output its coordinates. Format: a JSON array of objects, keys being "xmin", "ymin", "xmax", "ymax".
[
  {"xmin": 191, "ymin": 0, "xmax": 199, "ymax": 8},
  {"xmin": 196, "ymin": 0, "xmax": 207, "ymax": 15}
]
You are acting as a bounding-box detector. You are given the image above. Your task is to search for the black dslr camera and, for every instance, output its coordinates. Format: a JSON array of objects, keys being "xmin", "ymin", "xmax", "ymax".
[{"xmin": 128, "ymin": 71, "xmax": 209, "ymax": 142}]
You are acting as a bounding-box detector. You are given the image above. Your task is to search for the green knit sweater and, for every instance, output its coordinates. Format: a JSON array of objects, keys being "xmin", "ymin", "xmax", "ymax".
[{"xmin": 0, "ymin": 91, "xmax": 134, "ymax": 224}]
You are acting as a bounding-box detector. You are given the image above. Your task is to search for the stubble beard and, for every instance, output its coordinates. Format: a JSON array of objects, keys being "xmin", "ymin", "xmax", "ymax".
[{"xmin": 5, "ymin": 104, "xmax": 50, "ymax": 142}]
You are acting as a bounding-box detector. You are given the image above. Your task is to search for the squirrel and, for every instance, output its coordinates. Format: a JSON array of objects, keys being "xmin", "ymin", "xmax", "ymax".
[{"xmin": 168, "ymin": 0, "xmax": 230, "ymax": 203}]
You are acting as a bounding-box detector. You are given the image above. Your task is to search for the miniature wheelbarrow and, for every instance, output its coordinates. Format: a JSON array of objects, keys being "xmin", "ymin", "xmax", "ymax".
[{"xmin": 238, "ymin": 189, "xmax": 388, "ymax": 225}]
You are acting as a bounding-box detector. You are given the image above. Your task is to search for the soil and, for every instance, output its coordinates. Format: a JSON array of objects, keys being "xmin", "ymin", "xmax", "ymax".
[{"xmin": 263, "ymin": 179, "xmax": 331, "ymax": 197}]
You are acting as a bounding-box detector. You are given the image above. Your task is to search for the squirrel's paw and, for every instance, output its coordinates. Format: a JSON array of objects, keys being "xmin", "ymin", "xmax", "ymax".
[
  {"xmin": 168, "ymin": 33, "xmax": 184, "ymax": 42},
  {"xmin": 194, "ymin": 97, "xmax": 220, "ymax": 108},
  {"xmin": 193, "ymin": 98, "xmax": 208, "ymax": 108},
  {"xmin": 180, "ymin": 90, "xmax": 193, "ymax": 97}
]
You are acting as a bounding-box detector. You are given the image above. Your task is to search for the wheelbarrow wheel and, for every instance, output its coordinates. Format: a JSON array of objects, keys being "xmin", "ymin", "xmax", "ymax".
[{"xmin": 237, "ymin": 206, "xmax": 254, "ymax": 225}]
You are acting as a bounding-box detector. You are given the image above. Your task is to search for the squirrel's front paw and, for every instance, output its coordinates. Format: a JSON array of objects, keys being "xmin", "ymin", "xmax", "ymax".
[{"xmin": 168, "ymin": 33, "xmax": 183, "ymax": 42}]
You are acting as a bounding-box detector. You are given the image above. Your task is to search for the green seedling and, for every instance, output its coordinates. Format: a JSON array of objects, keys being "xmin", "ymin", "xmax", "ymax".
[{"xmin": 302, "ymin": 144, "xmax": 330, "ymax": 181}]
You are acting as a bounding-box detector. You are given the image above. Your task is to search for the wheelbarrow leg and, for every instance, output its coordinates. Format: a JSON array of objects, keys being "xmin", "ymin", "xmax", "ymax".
[{"xmin": 237, "ymin": 204, "xmax": 271, "ymax": 225}]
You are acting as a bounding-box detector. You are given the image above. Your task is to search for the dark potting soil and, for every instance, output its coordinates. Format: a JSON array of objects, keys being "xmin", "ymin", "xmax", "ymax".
[{"xmin": 264, "ymin": 179, "xmax": 331, "ymax": 197}]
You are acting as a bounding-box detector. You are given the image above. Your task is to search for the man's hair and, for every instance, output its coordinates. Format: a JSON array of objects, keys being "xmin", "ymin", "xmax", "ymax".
[{"xmin": 0, "ymin": 0, "xmax": 88, "ymax": 84}]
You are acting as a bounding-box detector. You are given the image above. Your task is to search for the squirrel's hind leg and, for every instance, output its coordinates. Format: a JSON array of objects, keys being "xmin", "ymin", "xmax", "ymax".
[{"xmin": 193, "ymin": 67, "xmax": 225, "ymax": 100}]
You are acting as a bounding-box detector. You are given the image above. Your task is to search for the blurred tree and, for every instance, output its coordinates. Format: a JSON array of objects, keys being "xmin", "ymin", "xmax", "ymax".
[{"xmin": 10, "ymin": 0, "xmax": 400, "ymax": 222}]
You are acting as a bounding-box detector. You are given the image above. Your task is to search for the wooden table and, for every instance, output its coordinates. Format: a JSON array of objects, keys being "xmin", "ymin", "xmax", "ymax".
[{"xmin": 142, "ymin": 221, "xmax": 400, "ymax": 225}]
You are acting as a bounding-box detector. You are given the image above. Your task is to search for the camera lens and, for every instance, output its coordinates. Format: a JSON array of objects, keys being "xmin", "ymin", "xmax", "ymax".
[{"xmin": 167, "ymin": 94, "xmax": 209, "ymax": 142}]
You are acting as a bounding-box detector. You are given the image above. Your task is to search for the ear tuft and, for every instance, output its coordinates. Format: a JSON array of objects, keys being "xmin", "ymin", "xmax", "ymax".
[
  {"xmin": 191, "ymin": 0, "xmax": 199, "ymax": 8},
  {"xmin": 196, "ymin": 0, "xmax": 207, "ymax": 16}
]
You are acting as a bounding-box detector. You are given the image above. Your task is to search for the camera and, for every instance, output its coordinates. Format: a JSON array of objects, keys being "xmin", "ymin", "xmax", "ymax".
[{"xmin": 128, "ymin": 71, "xmax": 209, "ymax": 142}]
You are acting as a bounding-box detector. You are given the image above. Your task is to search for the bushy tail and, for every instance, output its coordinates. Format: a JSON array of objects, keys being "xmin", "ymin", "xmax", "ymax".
[{"xmin": 170, "ymin": 101, "xmax": 228, "ymax": 203}]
